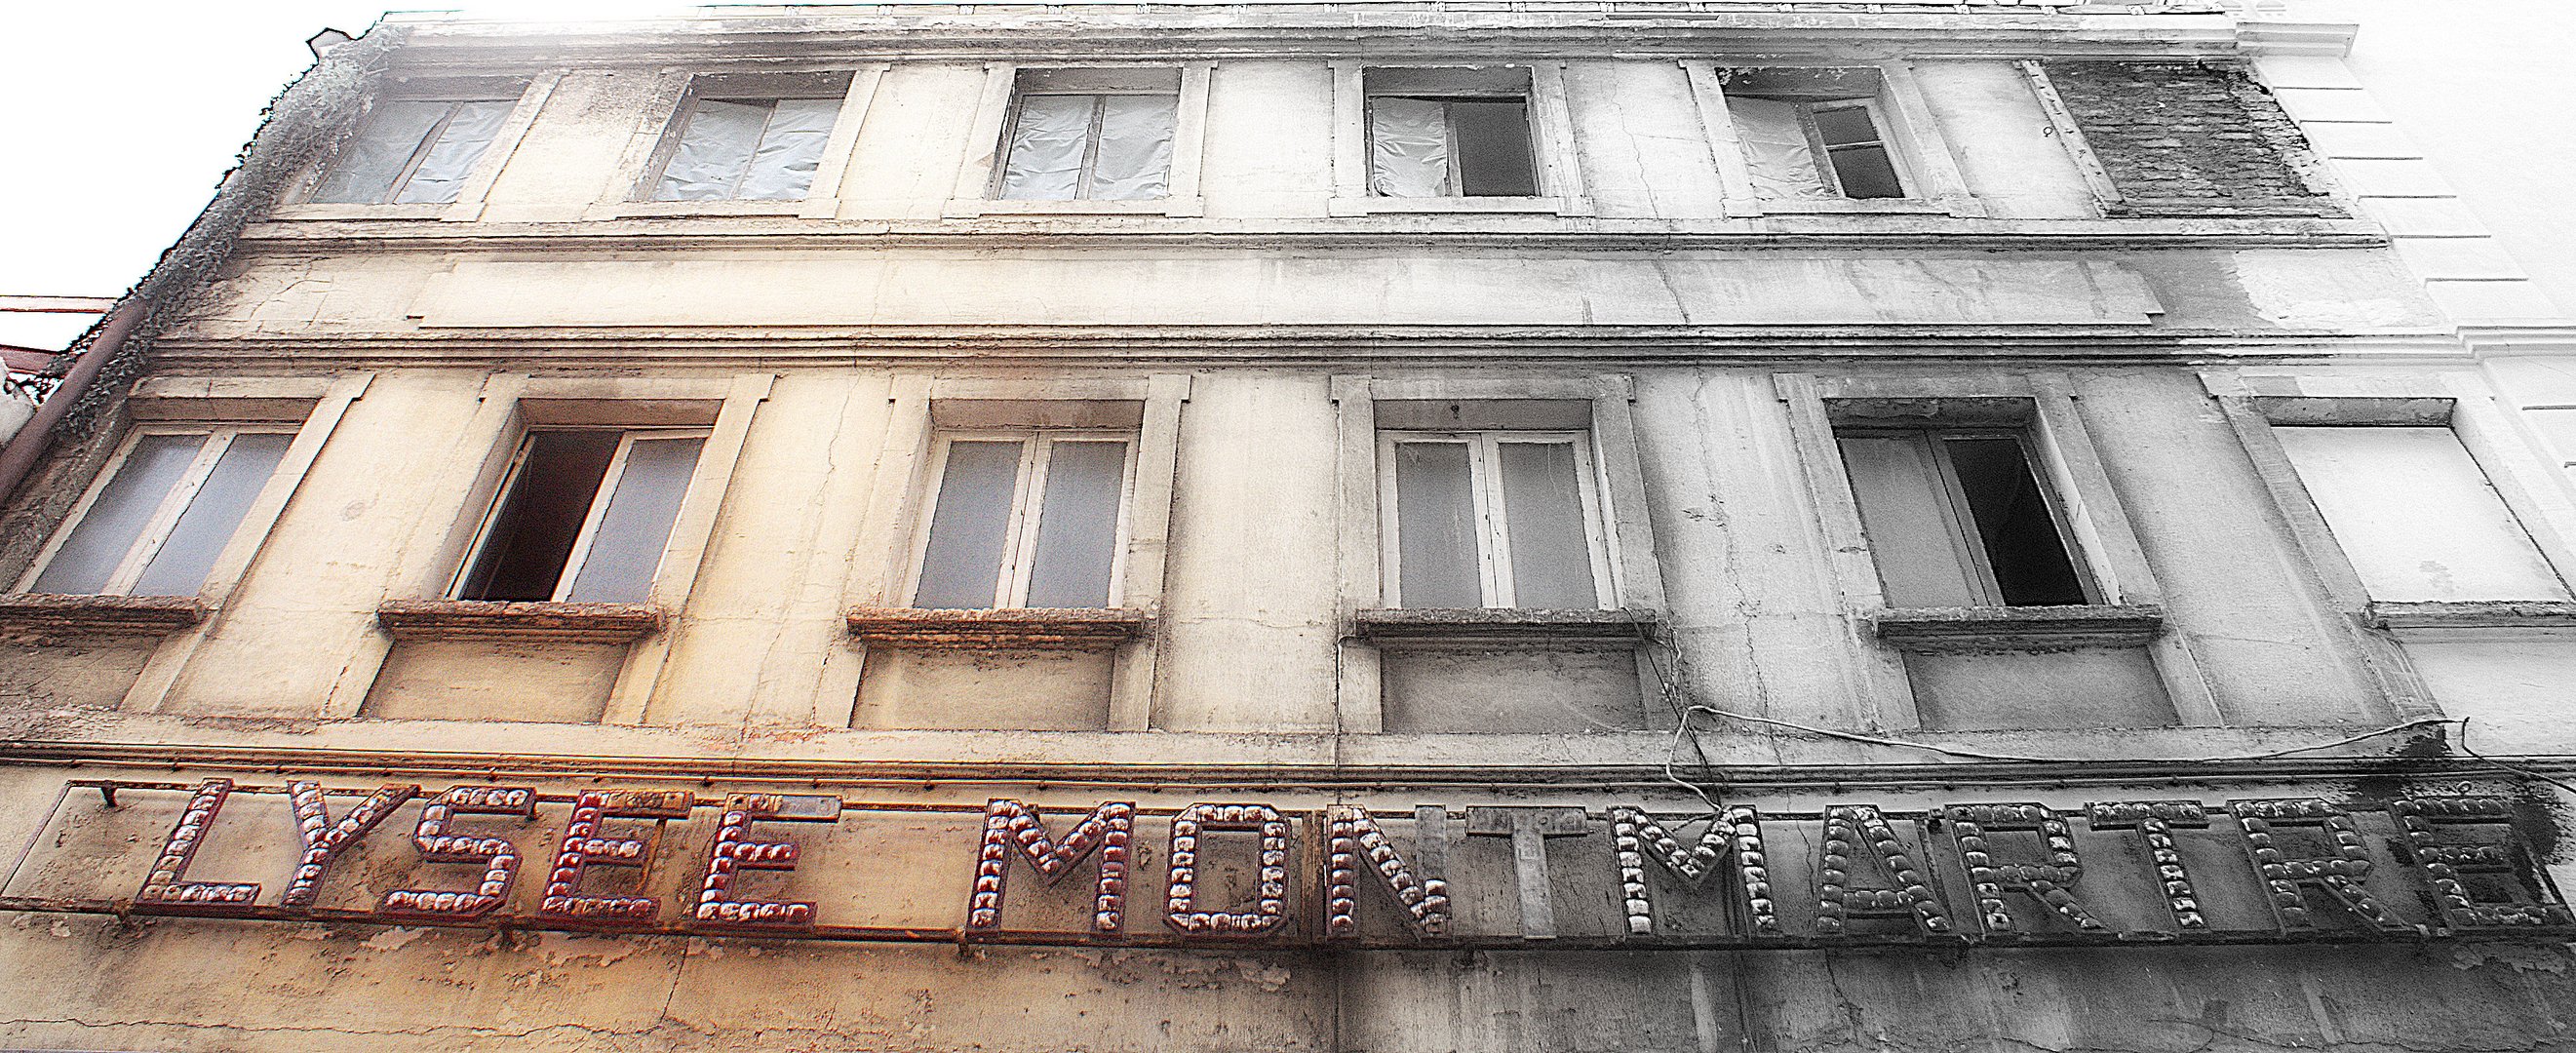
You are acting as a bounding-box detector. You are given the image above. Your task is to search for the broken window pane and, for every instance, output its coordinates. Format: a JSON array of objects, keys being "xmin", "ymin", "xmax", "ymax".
[
  {"xmin": 1727, "ymin": 97, "xmax": 1834, "ymax": 201},
  {"xmin": 564, "ymin": 437, "xmax": 705, "ymax": 604},
  {"xmin": 31, "ymin": 434, "xmax": 208, "ymax": 595},
  {"xmin": 1369, "ymin": 98, "xmax": 1452, "ymax": 198},
  {"xmin": 998, "ymin": 95, "xmax": 1097, "ymax": 201},
  {"xmin": 1089, "ymin": 96, "xmax": 1177, "ymax": 200},
  {"xmin": 390, "ymin": 100, "xmax": 513, "ymax": 205},
  {"xmin": 1449, "ymin": 99, "xmax": 1539, "ymax": 197},
  {"xmin": 130, "ymin": 433, "xmax": 293, "ymax": 597},
  {"xmin": 313, "ymin": 100, "xmax": 452, "ymax": 204},
  {"xmin": 652, "ymin": 98, "xmax": 838, "ymax": 201},
  {"xmin": 1392, "ymin": 441, "xmax": 1483, "ymax": 607},
  {"xmin": 1496, "ymin": 441, "xmax": 1595, "ymax": 608},
  {"xmin": 457, "ymin": 432, "xmax": 621, "ymax": 602},
  {"xmin": 1024, "ymin": 442, "xmax": 1127, "ymax": 607},
  {"xmin": 914, "ymin": 441, "xmax": 1026, "ymax": 608}
]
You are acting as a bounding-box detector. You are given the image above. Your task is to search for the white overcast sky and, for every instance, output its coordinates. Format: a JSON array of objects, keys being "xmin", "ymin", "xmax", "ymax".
[{"xmin": 0, "ymin": 0, "xmax": 703, "ymax": 352}]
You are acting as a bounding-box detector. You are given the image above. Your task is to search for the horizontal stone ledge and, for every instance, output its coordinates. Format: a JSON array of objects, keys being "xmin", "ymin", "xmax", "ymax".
[
  {"xmin": 1871, "ymin": 604, "xmax": 2165, "ymax": 652},
  {"xmin": 1353, "ymin": 606, "xmax": 1659, "ymax": 645},
  {"xmin": 2365, "ymin": 601, "xmax": 2576, "ymax": 632},
  {"xmin": 375, "ymin": 599, "xmax": 664, "ymax": 643},
  {"xmin": 0, "ymin": 593, "xmax": 210, "ymax": 639},
  {"xmin": 847, "ymin": 606, "xmax": 1150, "ymax": 649}
]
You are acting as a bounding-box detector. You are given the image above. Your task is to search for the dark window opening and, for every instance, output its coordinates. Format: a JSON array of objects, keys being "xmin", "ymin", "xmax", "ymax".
[
  {"xmin": 457, "ymin": 431, "xmax": 620, "ymax": 602},
  {"xmin": 1838, "ymin": 428, "xmax": 2092, "ymax": 608}
]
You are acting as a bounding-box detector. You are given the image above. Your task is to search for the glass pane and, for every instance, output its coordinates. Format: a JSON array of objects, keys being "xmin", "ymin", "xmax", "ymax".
[
  {"xmin": 1825, "ymin": 143, "xmax": 1905, "ymax": 199},
  {"xmin": 1726, "ymin": 96, "xmax": 1835, "ymax": 201},
  {"xmin": 393, "ymin": 99, "xmax": 512, "ymax": 204},
  {"xmin": 564, "ymin": 438, "xmax": 705, "ymax": 604},
  {"xmin": 30, "ymin": 434, "xmax": 207, "ymax": 595},
  {"xmin": 1496, "ymin": 441, "xmax": 1598, "ymax": 608},
  {"xmin": 1024, "ymin": 442, "xmax": 1127, "ymax": 607},
  {"xmin": 1837, "ymin": 434, "xmax": 1982, "ymax": 608},
  {"xmin": 131, "ymin": 433, "xmax": 293, "ymax": 596},
  {"xmin": 738, "ymin": 98, "xmax": 839, "ymax": 200},
  {"xmin": 1450, "ymin": 99, "xmax": 1540, "ymax": 197},
  {"xmin": 457, "ymin": 432, "xmax": 620, "ymax": 602},
  {"xmin": 651, "ymin": 98, "xmax": 771, "ymax": 201},
  {"xmin": 998, "ymin": 95, "xmax": 1096, "ymax": 201},
  {"xmin": 1810, "ymin": 104, "xmax": 1882, "ymax": 147},
  {"xmin": 1942, "ymin": 437, "xmax": 2088, "ymax": 606},
  {"xmin": 1089, "ymin": 96, "xmax": 1177, "ymax": 200},
  {"xmin": 1368, "ymin": 98, "xmax": 1451, "ymax": 198},
  {"xmin": 1392, "ymin": 441, "xmax": 1483, "ymax": 607},
  {"xmin": 311, "ymin": 100, "xmax": 449, "ymax": 204},
  {"xmin": 913, "ymin": 441, "xmax": 1025, "ymax": 608}
]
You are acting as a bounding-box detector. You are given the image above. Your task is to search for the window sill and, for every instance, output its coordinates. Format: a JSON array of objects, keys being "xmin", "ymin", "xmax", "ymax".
[
  {"xmin": 0, "ymin": 594, "xmax": 211, "ymax": 639},
  {"xmin": 944, "ymin": 197, "xmax": 1205, "ymax": 218},
  {"xmin": 1743, "ymin": 197, "xmax": 1962, "ymax": 216},
  {"xmin": 2364, "ymin": 601, "xmax": 2576, "ymax": 633},
  {"xmin": 271, "ymin": 203, "xmax": 451, "ymax": 221},
  {"xmin": 583, "ymin": 199, "xmax": 825, "ymax": 220},
  {"xmin": 1871, "ymin": 604, "xmax": 2164, "ymax": 652},
  {"xmin": 846, "ymin": 606, "xmax": 1149, "ymax": 650},
  {"xmin": 375, "ymin": 600, "xmax": 665, "ymax": 644},
  {"xmin": 1352, "ymin": 607, "xmax": 1659, "ymax": 645},
  {"xmin": 1328, "ymin": 195, "xmax": 1590, "ymax": 217}
]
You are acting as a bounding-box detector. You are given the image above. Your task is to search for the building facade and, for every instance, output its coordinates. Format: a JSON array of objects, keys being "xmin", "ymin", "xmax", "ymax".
[{"xmin": 4, "ymin": 2, "xmax": 2576, "ymax": 1050}]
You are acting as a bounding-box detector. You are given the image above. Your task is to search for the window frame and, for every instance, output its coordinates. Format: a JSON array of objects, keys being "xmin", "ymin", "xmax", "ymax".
[
  {"xmin": 1375, "ymin": 429, "xmax": 1618, "ymax": 610},
  {"xmin": 903, "ymin": 428, "xmax": 1143, "ymax": 610},
  {"xmin": 948, "ymin": 64, "xmax": 1212, "ymax": 218},
  {"xmin": 1329, "ymin": 62, "xmax": 1591, "ymax": 217},
  {"xmin": 18, "ymin": 423, "xmax": 298, "ymax": 598},
  {"xmin": 589, "ymin": 68, "xmax": 882, "ymax": 220},
  {"xmin": 276, "ymin": 76, "xmax": 556, "ymax": 223},
  {"xmin": 1362, "ymin": 94, "xmax": 1543, "ymax": 200},
  {"xmin": 1683, "ymin": 59, "xmax": 1979, "ymax": 219},
  {"xmin": 989, "ymin": 90, "xmax": 1182, "ymax": 203},
  {"xmin": 1831, "ymin": 424, "xmax": 2101, "ymax": 608},
  {"xmin": 449, "ymin": 426, "xmax": 714, "ymax": 605}
]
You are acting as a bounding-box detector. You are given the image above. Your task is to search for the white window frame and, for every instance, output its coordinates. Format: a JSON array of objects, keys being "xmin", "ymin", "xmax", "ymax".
[
  {"xmin": 1329, "ymin": 62, "xmax": 1592, "ymax": 217},
  {"xmin": 1682, "ymin": 59, "xmax": 1979, "ymax": 219},
  {"xmin": 276, "ymin": 75, "xmax": 560, "ymax": 223},
  {"xmin": 904, "ymin": 430, "xmax": 1142, "ymax": 609},
  {"xmin": 19, "ymin": 424, "xmax": 298, "ymax": 597},
  {"xmin": 449, "ymin": 426, "xmax": 714, "ymax": 604},
  {"xmin": 588, "ymin": 67, "xmax": 884, "ymax": 220},
  {"xmin": 948, "ymin": 64, "xmax": 1212, "ymax": 218},
  {"xmin": 1376, "ymin": 429, "xmax": 1618, "ymax": 609}
]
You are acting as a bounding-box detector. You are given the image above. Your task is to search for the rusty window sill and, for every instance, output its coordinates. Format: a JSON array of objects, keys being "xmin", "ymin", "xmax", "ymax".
[
  {"xmin": 375, "ymin": 600, "xmax": 664, "ymax": 644},
  {"xmin": 0, "ymin": 593, "xmax": 211, "ymax": 639},
  {"xmin": 1352, "ymin": 607, "xmax": 1659, "ymax": 645},
  {"xmin": 846, "ymin": 607, "xmax": 1149, "ymax": 650},
  {"xmin": 1871, "ymin": 604, "xmax": 2164, "ymax": 652},
  {"xmin": 2365, "ymin": 601, "xmax": 2576, "ymax": 632}
]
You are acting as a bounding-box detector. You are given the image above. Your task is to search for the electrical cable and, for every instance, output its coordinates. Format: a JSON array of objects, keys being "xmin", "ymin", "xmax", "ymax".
[
  {"xmin": 2454, "ymin": 717, "xmax": 2576, "ymax": 799},
  {"xmin": 1681, "ymin": 705, "xmax": 2462, "ymax": 765}
]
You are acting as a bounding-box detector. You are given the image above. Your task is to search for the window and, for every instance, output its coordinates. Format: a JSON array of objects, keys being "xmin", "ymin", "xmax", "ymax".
[
  {"xmin": 312, "ymin": 98, "xmax": 515, "ymax": 205},
  {"xmin": 27, "ymin": 426, "xmax": 293, "ymax": 596},
  {"xmin": 1365, "ymin": 68, "xmax": 1540, "ymax": 198},
  {"xmin": 995, "ymin": 91, "xmax": 1178, "ymax": 201},
  {"xmin": 911, "ymin": 434, "xmax": 1135, "ymax": 609},
  {"xmin": 647, "ymin": 97, "xmax": 840, "ymax": 201},
  {"xmin": 1728, "ymin": 97, "xmax": 1903, "ymax": 200},
  {"xmin": 1381, "ymin": 431, "xmax": 1612, "ymax": 609},
  {"xmin": 1836, "ymin": 428, "xmax": 2091, "ymax": 607},
  {"xmin": 2274, "ymin": 426, "xmax": 2568, "ymax": 603},
  {"xmin": 454, "ymin": 430, "xmax": 707, "ymax": 604}
]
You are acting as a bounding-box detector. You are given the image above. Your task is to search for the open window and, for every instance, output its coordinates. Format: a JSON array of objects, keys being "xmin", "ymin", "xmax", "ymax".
[
  {"xmin": 1381, "ymin": 431, "xmax": 1612, "ymax": 610},
  {"xmin": 22, "ymin": 426, "xmax": 294, "ymax": 597},
  {"xmin": 1835, "ymin": 427, "xmax": 2091, "ymax": 608},
  {"xmin": 453, "ymin": 429, "xmax": 708, "ymax": 604},
  {"xmin": 1722, "ymin": 68, "xmax": 1909, "ymax": 203},
  {"xmin": 994, "ymin": 69, "xmax": 1179, "ymax": 202},
  {"xmin": 1364, "ymin": 68, "xmax": 1538, "ymax": 199},
  {"xmin": 313, "ymin": 98, "xmax": 517, "ymax": 205},
  {"xmin": 909, "ymin": 432, "xmax": 1136, "ymax": 609}
]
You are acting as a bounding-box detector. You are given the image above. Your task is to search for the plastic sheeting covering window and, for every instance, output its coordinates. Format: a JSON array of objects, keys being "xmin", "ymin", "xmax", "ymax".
[
  {"xmin": 998, "ymin": 95, "xmax": 1176, "ymax": 201},
  {"xmin": 390, "ymin": 100, "xmax": 511, "ymax": 204},
  {"xmin": 651, "ymin": 98, "xmax": 839, "ymax": 201},
  {"xmin": 313, "ymin": 100, "xmax": 485, "ymax": 204},
  {"xmin": 1726, "ymin": 97, "xmax": 1837, "ymax": 201},
  {"xmin": 1368, "ymin": 98, "xmax": 1452, "ymax": 197}
]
